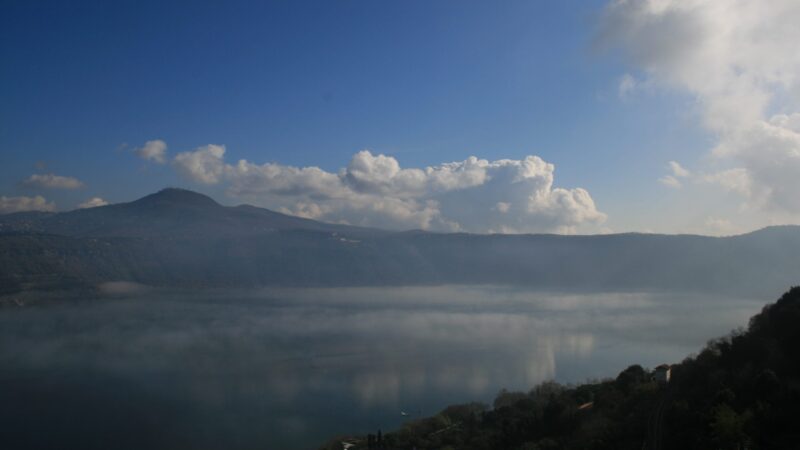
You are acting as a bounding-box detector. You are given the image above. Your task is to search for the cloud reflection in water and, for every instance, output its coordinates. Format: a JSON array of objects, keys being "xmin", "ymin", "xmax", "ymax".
[{"xmin": 0, "ymin": 286, "xmax": 763, "ymax": 449}]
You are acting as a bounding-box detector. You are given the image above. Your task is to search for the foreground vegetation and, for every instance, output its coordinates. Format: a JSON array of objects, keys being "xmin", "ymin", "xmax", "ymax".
[{"xmin": 322, "ymin": 287, "xmax": 800, "ymax": 449}]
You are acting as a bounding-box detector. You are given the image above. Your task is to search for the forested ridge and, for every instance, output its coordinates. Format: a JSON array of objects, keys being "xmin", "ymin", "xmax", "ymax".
[
  {"xmin": 3, "ymin": 189, "xmax": 800, "ymax": 297},
  {"xmin": 322, "ymin": 287, "xmax": 800, "ymax": 449}
]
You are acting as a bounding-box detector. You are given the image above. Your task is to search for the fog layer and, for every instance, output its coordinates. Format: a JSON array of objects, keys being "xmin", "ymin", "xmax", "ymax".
[{"xmin": 0, "ymin": 286, "xmax": 763, "ymax": 449}]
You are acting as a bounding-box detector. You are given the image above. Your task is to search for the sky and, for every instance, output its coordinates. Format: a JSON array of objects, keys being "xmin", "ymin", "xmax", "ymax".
[{"xmin": 2, "ymin": 0, "xmax": 800, "ymax": 235}]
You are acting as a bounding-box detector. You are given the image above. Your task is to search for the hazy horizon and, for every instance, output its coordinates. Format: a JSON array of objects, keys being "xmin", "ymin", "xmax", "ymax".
[{"xmin": 13, "ymin": 186, "xmax": 798, "ymax": 238}]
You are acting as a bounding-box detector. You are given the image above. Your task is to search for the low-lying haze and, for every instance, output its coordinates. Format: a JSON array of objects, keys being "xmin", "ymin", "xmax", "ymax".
[{"xmin": 0, "ymin": 286, "xmax": 764, "ymax": 449}]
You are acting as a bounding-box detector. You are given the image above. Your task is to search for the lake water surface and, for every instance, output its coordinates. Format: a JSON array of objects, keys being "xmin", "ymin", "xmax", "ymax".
[{"xmin": 0, "ymin": 286, "xmax": 766, "ymax": 449}]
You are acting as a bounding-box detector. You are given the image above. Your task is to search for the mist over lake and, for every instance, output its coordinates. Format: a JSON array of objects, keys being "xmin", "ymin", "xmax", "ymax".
[
  {"xmin": 0, "ymin": 286, "xmax": 765, "ymax": 449},
  {"xmin": 4, "ymin": 1, "xmax": 800, "ymax": 447}
]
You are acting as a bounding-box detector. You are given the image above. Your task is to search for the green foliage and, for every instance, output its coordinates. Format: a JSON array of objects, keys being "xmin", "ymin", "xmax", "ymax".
[{"xmin": 710, "ymin": 403, "xmax": 752, "ymax": 449}]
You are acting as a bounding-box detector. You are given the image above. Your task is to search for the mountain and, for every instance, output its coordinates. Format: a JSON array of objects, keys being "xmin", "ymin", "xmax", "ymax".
[
  {"xmin": 1, "ymin": 188, "xmax": 799, "ymax": 295},
  {"xmin": 0, "ymin": 188, "xmax": 377, "ymax": 238}
]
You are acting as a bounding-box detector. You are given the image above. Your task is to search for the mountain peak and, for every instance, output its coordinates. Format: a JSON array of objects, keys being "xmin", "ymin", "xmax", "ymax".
[{"xmin": 132, "ymin": 188, "xmax": 221, "ymax": 209}]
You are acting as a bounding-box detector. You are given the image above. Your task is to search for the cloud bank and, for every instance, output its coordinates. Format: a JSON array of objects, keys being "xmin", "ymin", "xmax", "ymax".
[
  {"xmin": 0, "ymin": 195, "xmax": 56, "ymax": 213},
  {"xmin": 601, "ymin": 0, "xmax": 800, "ymax": 214},
  {"xmin": 22, "ymin": 173, "xmax": 84, "ymax": 190},
  {"xmin": 173, "ymin": 146, "xmax": 606, "ymax": 233}
]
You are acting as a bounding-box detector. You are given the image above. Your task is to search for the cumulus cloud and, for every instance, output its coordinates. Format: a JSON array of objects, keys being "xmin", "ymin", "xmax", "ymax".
[
  {"xmin": 709, "ymin": 116, "xmax": 800, "ymax": 211},
  {"xmin": 78, "ymin": 197, "xmax": 109, "ymax": 209},
  {"xmin": 701, "ymin": 168, "xmax": 753, "ymax": 199},
  {"xmin": 22, "ymin": 173, "xmax": 84, "ymax": 190},
  {"xmin": 135, "ymin": 139, "xmax": 167, "ymax": 164},
  {"xmin": 0, "ymin": 195, "xmax": 56, "ymax": 214},
  {"xmin": 172, "ymin": 146, "xmax": 606, "ymax": 233},
  {"xmin": 600, "ymin": 0, "xmax": 800, "ymax": 214},
  {"xmin": 173, "ymin": 144, "xmax": 227, "ymax": 184}
]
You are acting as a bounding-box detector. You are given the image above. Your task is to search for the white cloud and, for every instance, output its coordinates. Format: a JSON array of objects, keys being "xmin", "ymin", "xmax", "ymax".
[
  {"xmin": 659, "ymin": 161, "xmax": 690, "ymax": 188},
  {"xmin": 701, "ymin": 168, "xmax": 753, "ymax": 199},
  {"xmin": 78, "ymin": 197, "xmax": 109, "ymax": 209},
  {"xmin": 22, "ymin": 173, "xmax": 84, "ymax": 190},
  {"xmin": 0, "ymin": 195, "xmax": 56, "ymax": 213},
  {"xmin": 601, "ymin": 0, "xmax": 800, "ymax": 216},
  {"xmin": 171, "ymin": 146, "xmax": 606, "ymax": 233},
  {"xmin": 668, "ymin": 161, "xmax": 690, "ymax": 178},
  {"xmin": 135, "ymin": 139, "xmax": 167, "ymax": 164},
  {"xmin": 710, "ymin": 117, "xmax": 800, "ymax": 211},
  {"xmin": 173, "ymin": 144, "xmax": 227, "ymax": 184}
]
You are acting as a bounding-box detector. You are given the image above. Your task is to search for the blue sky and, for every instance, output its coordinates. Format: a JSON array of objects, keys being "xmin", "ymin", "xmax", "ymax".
[{"xmin": 2, "ymin": 1, "xmax": 798, "ymax": 234}]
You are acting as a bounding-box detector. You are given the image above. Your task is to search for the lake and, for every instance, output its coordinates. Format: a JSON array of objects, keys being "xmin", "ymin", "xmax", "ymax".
[{"xmin": 0, "ymin": 286, "xmax": 766, "ymax": 449}]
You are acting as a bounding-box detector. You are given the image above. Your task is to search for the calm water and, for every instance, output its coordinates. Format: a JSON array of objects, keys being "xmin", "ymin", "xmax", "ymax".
[{"xmin": 0, "ymin": 286, "xmax": 765, "ymax": 449}]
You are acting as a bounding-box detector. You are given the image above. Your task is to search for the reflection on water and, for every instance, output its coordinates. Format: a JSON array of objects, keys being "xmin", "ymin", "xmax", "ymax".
[{"xmin": 0, "ymin": 286, "xmax": 764, "ymax": 449}]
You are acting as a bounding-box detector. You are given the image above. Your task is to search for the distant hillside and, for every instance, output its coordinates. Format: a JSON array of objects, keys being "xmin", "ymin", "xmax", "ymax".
[
  {"xmin": 320, "ymin": 286, "xmax": 800, "ymax": 449},
  {"xmin": 0, "ymin": 188, "xmax": 377, "ymax": 238},
  {"xmin": 1, "ymin": 188, "xmax": 799, "ymax": 295}
]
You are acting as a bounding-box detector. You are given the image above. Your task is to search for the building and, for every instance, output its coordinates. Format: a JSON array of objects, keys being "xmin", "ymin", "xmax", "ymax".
[{"xmin": 654, "ymin": 364, "xmax": 671, "ymax": 384}]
